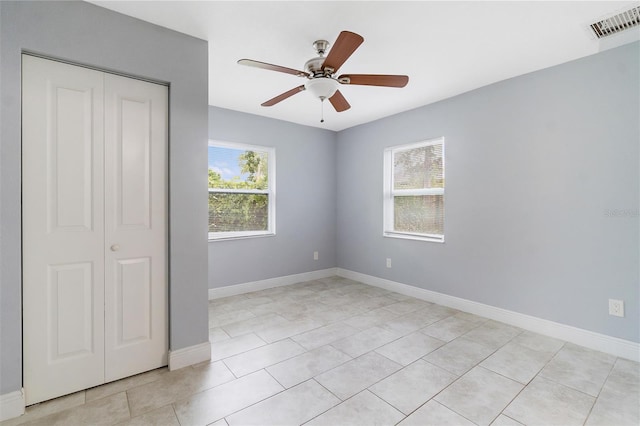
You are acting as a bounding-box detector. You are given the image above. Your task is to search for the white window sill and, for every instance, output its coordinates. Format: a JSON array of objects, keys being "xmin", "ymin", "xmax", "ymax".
[
  {"xmin": 383, "ymin": 231, "xmax": 444, "ymax": 243},
  {"xmin": 208, "ymin": 231, "xmax": 276, "ymax": 242}
]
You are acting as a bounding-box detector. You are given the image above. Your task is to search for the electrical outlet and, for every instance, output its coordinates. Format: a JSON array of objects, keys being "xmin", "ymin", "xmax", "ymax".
[
  {"xmin": 313, "ymin": 251, "xmax": 319, "ymax": 261},
  {"xmin": 609, "ymin": 299, "xmax": 624, "ymax": 317},
  {"xmin": 386, "ymin": 258, "xmax": 392, "ymax": 268}
]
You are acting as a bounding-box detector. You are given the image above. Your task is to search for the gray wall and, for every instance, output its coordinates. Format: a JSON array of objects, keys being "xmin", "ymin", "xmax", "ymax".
[
  {"xmin": 208, "ymin": 107, "xmax": 337, "ymax": 287},
  {"xmin": 336, "ymin": 42, "xmax": 639, "ymax": 343},
  {"xmin": 0, "ymin": 1, "xmax": 209, "ymax": 395}
]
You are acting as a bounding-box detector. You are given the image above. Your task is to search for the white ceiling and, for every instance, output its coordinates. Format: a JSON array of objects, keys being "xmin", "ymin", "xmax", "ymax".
[{"xmin": 90, "ymin": 1, "xmax": 639, "ymax": 131}]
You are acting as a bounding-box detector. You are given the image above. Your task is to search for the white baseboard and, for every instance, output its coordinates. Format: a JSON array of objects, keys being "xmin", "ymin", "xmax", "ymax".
[
  {"xmin": 0, "ymin": 389, "xmax": 25, "ymax": 422},
  {"xmin": 168, "ymin": 342, "xmax": 211, "ymax": 371},
  {"xmin": 208, "ymin": 268, "xmax": 338, "ymax": 300},
  {"xmin": 337, "ymin": 268, "xmax": 640, "ymax": 362}
]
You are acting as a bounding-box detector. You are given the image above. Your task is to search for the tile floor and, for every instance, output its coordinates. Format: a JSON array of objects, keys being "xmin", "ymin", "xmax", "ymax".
[{"xmin": 3, "ymin": 276, "xmax": 639, "ymax": 426}]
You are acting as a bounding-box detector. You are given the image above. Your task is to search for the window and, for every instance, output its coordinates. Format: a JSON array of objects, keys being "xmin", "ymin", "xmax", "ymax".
[
  {"xmin": 208, "ymin": 141, "xmax": 275, "ymax": 240},
  {"xmin": 383, "ymin": 137, "xmax": 445, "ymax": 242}
]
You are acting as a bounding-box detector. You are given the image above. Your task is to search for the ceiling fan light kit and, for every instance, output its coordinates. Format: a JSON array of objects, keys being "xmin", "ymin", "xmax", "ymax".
[
  {"xmin": 304, "ymin": 77, "xmax": 338, "ymax": 100},
  {"xmin": 238, "ymin": 30, "xmax": 409, "ymax": 122}
]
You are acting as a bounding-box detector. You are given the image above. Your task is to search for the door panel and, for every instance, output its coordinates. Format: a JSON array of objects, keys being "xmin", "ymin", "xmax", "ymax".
[
  {"xmin": 104, "ymin": 73, "xmax": 168, "ymax": 381},
  {"xmin": 49, "ymin": 86, "xmax": 95, "ymax": 231},
  {"xmin": 116, "ymin": 257, "xmax": 151, "ymax": 345},
  {"xmin": 48, "ymin": 262, "xmax": 95, "ymax": 359},
  {"xmin": 118, "ymin": 97, "xmax": 151, "ymax": 229},
  {"xmin": 23, "ymin": 55, "xmax": 105, "ymax": 405}
]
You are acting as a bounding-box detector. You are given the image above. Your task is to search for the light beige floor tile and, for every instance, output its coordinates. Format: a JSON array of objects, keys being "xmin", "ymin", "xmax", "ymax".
[
  {"xmin": 382, "ymin": 299, "xmax": 432, "ymax": 315},
  {"xmin": 173, "ymin": 370, "xmax": 283, "ymax": 425},
  {"xmin": 539, "ymin": 343, "xmax": 616, "ymax": 396},
  {"xmin": 461, "ymin": 320, "xmax": 522, "ymax": 349},
  {"xmin": 423, "ymin": 336, "xmax": 496, "ymax": 376},
  {"xmin": 291, "ymin": 322, "xmax": 360, "ymax": 350},
  {"xmin": 369, "ymin": 359, "xmax": 457, "ymax": 414},
  {"xmin": 375, "ymin": 332, "xmax": 445, "ymax": 366},
  {"xmin": 342, "ymin": 308, "xmax": 401, "ymax": 330},
  {"xmin": 351, "ymin": 295, "xmax": 397, "ymax": 311},
  {"xmin": 418, "ymin": 304, "xmax": 460, "ymax": 322},
  {"xmin": 222, "ymin": 339, "xmax": 306, "ymax": 377},
  {"xmin": 209, "ymin": 327, "xmax": 231, "ymax": 343},
  {"xmin": 127, "ymin": 361, "xmax": 235, "ymax": 417},
  {"xmin": 226, "ymin": 379, "xmax": 339, "ymax": 426},
  {"xmin": 315, "ymin": 352, "xmax": 401, "ymax": 400},
  {"xmin": 208, "ymin": 295, "xmax": 249, "ymax": 314},
  {"xmin": 380, "ymin": 309, "xmax": 446, "ymax": 336},
  {"xmin": 354, "ymin": 286, "xmax": 391, "ymax": 298},
  {"xmin": 452, "ymin": 311, "xmax": 489, "ymax": 325},
  {"xmin": 330, "ymin": 325, "xmax": 399, "ymax": 358},
  {"xmin": 585, "ymin": 358, "xmax": 640, "ymax": 426},
  {"xmin": 23, "ymin": 392, "xmax": 129, "ymax": 426},
  {"xmin": 490, "ymin": 414, "xmax": 524, "ymax": 426},
  {"xmin": 225, "ymin": 296, "xmax": 276, "ymax": 311},
  {"xmin": 302, "ymin": 303, "xmax": 367, "ymax": 323},
  {"xmin": 1, "ymin": 392, "xmax": 85, "ymax": 426},
  {"xmin": 306, "ymin": 390, "xmax": 404, "ymax": 426},
  {"xmin": 278, "ymin": 288, "xmax": 320, "ymax": 302},
  {"xmin": 271, "ymin": 302, "xmax": 326, "ymax": 321},
  {"xmin": 385, "ymin": 292, "xmax": 412, "ymax": 301},
  {"xmin": 86, "ymin": 368, "xmax": 168, "ymax": 402},
  {"xmin": 397, "ymin": 400, "xmax": 476, "ymax": 426},
  {"xmin": 242, "ymin": 301, "xmax": 284, "ymax": 316},
  {"xmin": 480, "ymin": 341, "xmax": 556, "ymax": 384},
  {"xmin": 296, "ymin": 279, "xmax": 331, "ymax": 291},
  {"xmin": 504, "ymin": 376, "xmax": 594, "ymax": 426},
  {"xmin": 316, "ymin": 291, "xmax": 369, "ymax": 307},
  {"xmin": 510, "ymin": 330, "xmax": 564, "ymax": 354},
  {"xmin": 421, "ymin": 315, "xmax": 482, "ymax": 342},
  {"xmin": 435, "ymin": 366, "xmax": 523, "ymax": 426},
  {"xmin": 207, "ymin": 419, "xmax": 228, "ymax": 426},
  {"xmin": 221, "ymin": 313, "xmax": 289, "ymax": 337},
  {"xmin": 210, "ymin": 333, "xmax": 266, "ymax": 361},
  {"xmin": 117, "ymin": 405, "xmax": 178, "ymax": 426},
  {"xmin": 209, "ymin": 309, "xmax": 256, "ymax": 328},
  {"xmin": 276, "ymin": 309, "xmax": 324, "ymax": 324},
  {"xmin": 266, "ymin": 345, "xmax": 352, "ymax": 388},
  {"xmin": 256, "ymin": 318, "xmax": 324, "ymax": 343}
]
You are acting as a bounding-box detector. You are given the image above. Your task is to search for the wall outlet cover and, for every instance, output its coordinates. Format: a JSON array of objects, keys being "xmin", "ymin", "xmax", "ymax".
[{"xmin": 608, "ymin": 299, "xmax": 624, "ymax": 317}]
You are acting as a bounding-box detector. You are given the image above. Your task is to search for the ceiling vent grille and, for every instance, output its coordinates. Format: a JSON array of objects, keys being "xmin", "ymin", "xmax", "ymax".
[{"xmin": 590, "ymin": 7, "xmax": 640, "ymax": 39}]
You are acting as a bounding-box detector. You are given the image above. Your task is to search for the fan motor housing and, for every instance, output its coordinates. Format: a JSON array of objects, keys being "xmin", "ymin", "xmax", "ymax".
[{"xmin": 305, "ymin": 57, "xmax": 326, "ymax": 77}]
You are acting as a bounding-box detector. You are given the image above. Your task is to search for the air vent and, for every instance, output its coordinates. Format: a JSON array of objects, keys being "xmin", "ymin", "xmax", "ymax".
[{"xmin": 590, "ymin": 7, "xmax": 640, "ymax": 39}]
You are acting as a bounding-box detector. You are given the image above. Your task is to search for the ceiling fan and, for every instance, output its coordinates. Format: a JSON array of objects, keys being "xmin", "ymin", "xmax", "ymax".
[{"xmin": 238, "ymin": 31, "xmax": 409, "ymax": 121}]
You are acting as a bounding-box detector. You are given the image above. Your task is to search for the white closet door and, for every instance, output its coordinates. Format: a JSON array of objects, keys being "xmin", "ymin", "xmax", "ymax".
[
  {"xmin": 22, "ymin": 55, "xmax": 106, "ymax": 404},
  {"xmin": 103, "ymin": 74, "xmax": 168, "ymax": 381},
  {"xmin": 22, "ymin": 55, "xmax": 168, "ymax": 404}
]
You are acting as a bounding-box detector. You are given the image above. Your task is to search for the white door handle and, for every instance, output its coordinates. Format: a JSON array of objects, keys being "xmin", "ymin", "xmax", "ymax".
[{"xmin": 110, "ymin": 244, "xmax": 120, "ymax": 252}]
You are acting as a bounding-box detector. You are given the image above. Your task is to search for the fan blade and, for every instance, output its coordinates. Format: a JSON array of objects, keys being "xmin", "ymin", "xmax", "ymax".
[
  {"xmin": 238, "ymin": 59, "xmax": 308, "ymax": 77},
  {"xmin": 261, "ymin": 85, "xmax": 306, "ymax": 107},
  {"xmin": 338, "ymin": 74, "xmax": 409, "ymax": 88},
  {"xmin": 328, "ymin": 90, "xmax": 350, "ymax": 112},
  {"xmin": 322, "ymin": 31, "xmax": 364, "ymax": 74}
]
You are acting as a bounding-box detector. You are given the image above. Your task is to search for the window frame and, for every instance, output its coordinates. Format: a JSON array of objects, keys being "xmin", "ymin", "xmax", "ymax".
[
  {"xmin": 208, "ymin": 140, "xmax": 276, "ymax": 241},
  {"xmin": 383, "ymin": 137, "xmax": 445, "ymax": 243}
]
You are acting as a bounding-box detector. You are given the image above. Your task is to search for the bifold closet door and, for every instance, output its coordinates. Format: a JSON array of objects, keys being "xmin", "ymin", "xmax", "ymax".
[
  {"xmin": 103, "ymin": 73, "xmax": 168, "ymax": 382},
  {"xmin": 22, "ymin": 55, "xmax": 168, "ymax": 405}
]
